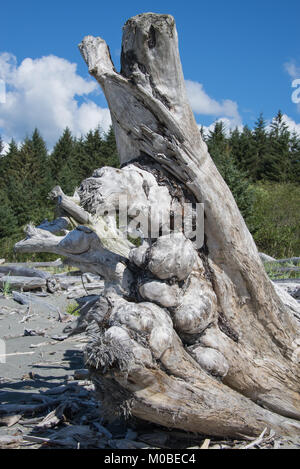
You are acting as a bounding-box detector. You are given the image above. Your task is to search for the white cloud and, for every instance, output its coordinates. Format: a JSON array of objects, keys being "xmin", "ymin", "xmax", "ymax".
[
  {"xmin": 284, "ymin": 60, "xmax": 300, "ymax": 79},
  {"xmin": 199, "ymin": 117, "xmax": 243, "ymax": 137},
  {"xmin": 0, "ymin": 53, "xmax": 111, "ymax": 150},
  {"xmin": 281, "ymin": 114, "xmax": 300, "ymax": 136},
  {"xmin": 185, "ymin": 79, "xmax": 242, "ymax": 127}
]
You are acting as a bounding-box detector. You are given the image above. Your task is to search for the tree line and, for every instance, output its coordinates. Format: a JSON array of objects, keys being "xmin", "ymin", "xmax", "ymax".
[
  {"xmin": 201, "ymin": 111, "xmax": 299, "ymax": 217},
  {"xmin": 204, "ymin": 111, "xmax": 300, "ymax": 184},
  {"xmin": 0, "ymin": 110, "xmax": 299, "ymax": 259},
  {"xmin": 0, "ymin": 127, "xmax": 119, "ymax": 257}
]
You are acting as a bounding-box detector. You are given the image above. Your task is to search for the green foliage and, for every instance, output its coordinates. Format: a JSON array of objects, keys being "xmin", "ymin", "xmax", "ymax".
[
  {"xmin": 249, "ymin": 183, "xmax": 300, "ymax": 258},
  {"xmin": 0, "ymin": 114, "xmax": 300, "ymax": 262},
  {"xmin": 0, "ymin": 189, "xmax": 18, "ymax": 237},
  {"xmin": 65, "ymin": 302, "xmax": 80, "ymax": 316},
  {"xmin": 263, "ymin": 261, "xmax": 300, "ymax": 281},
  {"xmin": 206, "ymin": 121, "xmax": 255, "ymax": 221},
  {"xmin": 50, "ymin": 127, "xmax": 76, "ymax": 194},
  {"xmin": 0, "ymin": 125, "xmax": 120, "ymax": 261},
  {"xmin": 2, "ymin": 274, "xmax": 11, "ymax": 297},
  {"xmin": 204, "ymin": 116, "xmax": 300, "ymax": 257},
  {"xmin": 264, "ymin": 111, "xmax": 291, "ymax": 182}
]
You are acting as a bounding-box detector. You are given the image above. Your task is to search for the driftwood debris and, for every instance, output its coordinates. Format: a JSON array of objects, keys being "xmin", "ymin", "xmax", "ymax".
[
  {"xmin": 12, "ymin": 291, "xmax": 59, "ymax": 314},
  {"xmin": 0, "ymin": 265, "xmax": 61, "ymax": 293},
  {"xmin": 5, "ymin": 258, "xmax": 62, "ymax": 268},
  {"xmin": 0, "ymin": 265, "xmax": 50, "ymax": 279},
  {"xmin": 0, "ymin": 275, "xmax": 46, "ymax": 291},
  {"xmin": 0, "ymin": 367, "xmax": 296, "ymax": 449},
  {"xmin": 266, "ymin": 257, "xmax": 300, "ymax": 266},
  {"xmin": 14, "ymin": 13, "xmax": 300, "ymax": 440}
]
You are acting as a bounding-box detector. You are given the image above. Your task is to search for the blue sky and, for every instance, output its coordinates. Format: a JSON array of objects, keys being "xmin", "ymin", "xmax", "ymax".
[{"xmin": 0, "ymin": 0, "xmax": 300, "ymax": 148}]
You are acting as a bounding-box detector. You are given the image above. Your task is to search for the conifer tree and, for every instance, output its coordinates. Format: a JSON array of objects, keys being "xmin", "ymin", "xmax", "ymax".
[
  {"xmin": 0, "ymin": 189, "xmax": 17, "ymax": 237},
  {"xmin": 0, "ymin": 139, "xmax": 19, "ymax": 190},
  {"xmin": 264, "ymin": 111, "xmax": 291, "ymax": 182},
  {"xmin": 252, "ymin": 113, "xmax": 268, "ymax": 180},
  {"xmin": 82, "ymin": 127, "xmax": 104, "ymax": 172},
  {"xmin": 101, "ymin": 125, "xmax": 120, "ymax": 168},
  {"xmin": 233, "ymin": 125, "xmax": 255, "ymax": 177},
  {"xmin": 207, "ymin": 122, "xmax": 254, "ymax": 220},
  {"xmin": 50, "ymin": 127, "xmax": 75, "ymax": 193},
  {"xmin": 31, "ymin": 128, "xmax": 52, "ymax": 199}
]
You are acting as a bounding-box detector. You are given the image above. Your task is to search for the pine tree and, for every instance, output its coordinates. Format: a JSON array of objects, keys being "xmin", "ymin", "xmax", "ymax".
[
  {"xmin": 264, "ymin": 111, "xmax": 291, "ymax": 182},
  {"xmin": 252, "ymin": 113, "xmax": 268, "ymax": 180},
  {"xmin": 207, "ymin": 121, "xmax": 228, "ymax": 157},
  {"xmin": 50, "ymin": 127, "xmax": 75, "ymax": 190},
  {"xmin": 101, "ymin": 126, "xmax": 120, "ymax": 168},
  {"xmin": 0, "ymin": 139, "xmax": 19, "ymax": 195},
  {"xmin": 58, "ymin": 140, "xmax": 82, "ymax": 195},
  {"xmin": 0, "ymin": 189, "xmax": 17, "ymax": 237},
  {"xmin": 12, "ymin": 136, "xmax": 40, "ymax": 225},
  {"xmin": 82, "ymin": 127, "xmax": 104, "ymax": 173},
  {"xmin": 234, "ymin": 125, "xmax": 256, "ymax": 178},
  {"xmin": 31, "ymin": 128, "xmax": 52, "ymax": 199},
  {"xmin": 228, "ymin": 127, "xmax": 241, "ymax": 163},
  {"xmin": 207, "ymin": 122, "xmax": 254, "ymax": 220}
]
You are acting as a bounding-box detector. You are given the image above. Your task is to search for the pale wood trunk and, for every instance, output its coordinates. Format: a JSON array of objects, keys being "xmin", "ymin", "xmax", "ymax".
[{"xmin": 15, "ymin": 13, "xmax": 300, "ymax": 440}]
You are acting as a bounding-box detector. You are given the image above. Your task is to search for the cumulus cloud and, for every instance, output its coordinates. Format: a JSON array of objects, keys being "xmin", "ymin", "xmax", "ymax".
[
  {"xmin": 264, "ymin": 112, "xmax": 300, "ymax": 136},
  {"xmin": 0, "ymin": 53, "xmax": 111, "ymax": 149},
  {"xmin": 199, "ymin": 118, "xmax": 243, "ymax": 137},
  {"xmin": 280, "ymin": 114, "xmax": 300, "ymax": 135},
  {"xmin": 284, "ymin": 60, "xmax": 300, "ymax": 80},
  {"xmin": 185, "ymin": 79, "xmax": 242, "ymax": 127}
]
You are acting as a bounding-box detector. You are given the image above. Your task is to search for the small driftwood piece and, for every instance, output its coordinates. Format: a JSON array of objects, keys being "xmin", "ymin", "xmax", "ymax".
[{"xmin": 241, "ymin": 427, "xmax": 268, "ymax": 449}]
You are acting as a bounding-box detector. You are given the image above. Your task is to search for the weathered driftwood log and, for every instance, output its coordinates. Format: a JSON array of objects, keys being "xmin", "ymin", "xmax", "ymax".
[
  {"xmin": 15, "ymin": 13, "xmax": 300, "ymax": 440},
  {"xmin": 259, "ymin": 252, "xmax": 276, "ymax": 262},
  {"xmin": 0, "ymin": 265, "xmax": 50, "ymax": 279},
  {"xmin": 0, "ymin": 266, "xmax": 59, "ymax": 292},
  {"xmin": 7, "ymin": 259, "xmax": 62, "ymax": 268},
  {"xmin": 267, "ymin": 257, "xmax": 300, "ymax": 265},
  {"xmin": 0, "ymin": 276, "xmax": 46, "ymax": 291}
]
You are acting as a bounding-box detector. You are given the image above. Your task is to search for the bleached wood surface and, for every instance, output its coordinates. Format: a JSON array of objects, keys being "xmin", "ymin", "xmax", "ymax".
[{"xmin": 15, "ymin": 13, "xmax": 300, "ymax": 440}]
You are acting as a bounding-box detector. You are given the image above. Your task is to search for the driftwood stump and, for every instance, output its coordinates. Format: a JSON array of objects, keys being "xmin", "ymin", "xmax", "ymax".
[{"xmin": 15, "ymin": 13, "xmax": 300, "ymax": 439}]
